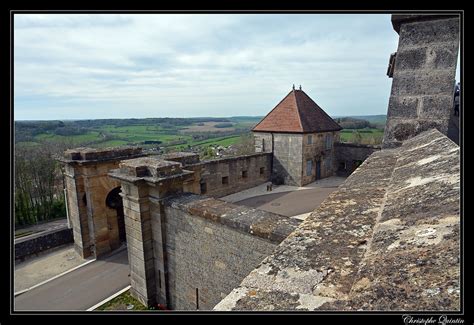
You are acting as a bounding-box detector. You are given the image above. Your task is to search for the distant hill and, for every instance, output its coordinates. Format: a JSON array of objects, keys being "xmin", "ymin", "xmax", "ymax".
[{"xmin": 335, "ymin": 115, "xmax": 387, "ymax": 125}]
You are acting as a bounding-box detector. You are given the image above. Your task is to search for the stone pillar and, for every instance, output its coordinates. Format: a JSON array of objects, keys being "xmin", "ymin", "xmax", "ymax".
[
  {"xmin": 63, "ymin": 163, "xmax": 93, "ymax": 259},
  {"xmin": 383, "ymin": 14, "xmax": 460, "ymax": 148},
  {"xmin": 119, "ymin": 179, "xmax": 156, "ymax": 306},
  {"xmin": 109, "ymin": 157, "xmax": 195, "ymax": 308}
]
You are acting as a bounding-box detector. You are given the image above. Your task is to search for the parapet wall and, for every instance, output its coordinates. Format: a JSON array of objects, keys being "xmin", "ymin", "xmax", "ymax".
[
  {"xmin": 215, "ymin": 129, "xmax": 460, "ymax": 311},
  {"xmin": 186, "ymin": 152, "xmax": 272, "ymax": 197},
  {"xmin": 161, "ymin": 193, "xmax": 299, "ymax": 310},
  {"xmin": 15, "ymin": 227, "xmax": 73, "ymax": 262}
]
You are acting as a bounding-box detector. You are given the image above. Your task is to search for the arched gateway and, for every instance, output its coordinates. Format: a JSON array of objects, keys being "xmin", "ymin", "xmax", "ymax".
[{"xmin": 59, "ymin": 147, "xmax": 144, "ymax": 258}]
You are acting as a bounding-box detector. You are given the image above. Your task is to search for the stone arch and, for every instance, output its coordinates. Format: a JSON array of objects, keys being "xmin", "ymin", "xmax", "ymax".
[{"xmin": 105, "ymin": 186, "xmax": 126, "ymax": 243}]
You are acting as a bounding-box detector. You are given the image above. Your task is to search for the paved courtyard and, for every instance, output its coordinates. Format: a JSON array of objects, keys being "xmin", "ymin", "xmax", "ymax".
[{"xmin": 224, "ymin": 176, "xmax": 346, "ymax": 220}]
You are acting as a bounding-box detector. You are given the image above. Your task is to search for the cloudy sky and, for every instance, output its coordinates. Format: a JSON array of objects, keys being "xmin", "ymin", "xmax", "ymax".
[{"xmin": 14, "ymin": 14, "xmax": 460, "ymax": 120}]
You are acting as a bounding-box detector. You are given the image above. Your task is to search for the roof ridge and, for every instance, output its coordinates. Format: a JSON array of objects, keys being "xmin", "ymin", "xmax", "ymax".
[{"xmin": 293, "ymin": 90, "xmax": 304, "ymax": 132}]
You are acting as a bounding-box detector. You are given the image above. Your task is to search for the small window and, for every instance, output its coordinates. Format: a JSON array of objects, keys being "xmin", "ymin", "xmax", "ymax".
[
  {"xmin": 325, "ymin": 134, "xmax": 332, "ymax": 150},
  {"xmin": 222, "ymin": 176, "xmax": 229, "ymax": 185},
  {"xmin": 307, "ymin": 135, "xmax": 313, "ymax": 145},
  {"xmin": 200, "ymin": 182, "xmax": 207, "ymax": 194},
  {"xmin": 260, "ymin": 167, "xmax": 265, "ymax": 175},
  {"xmin": 306, "ymin": 160, "xmax": 313, "ymax": 176},
  {"xmin": 242, "ymin": 170, "xmax": 248, "ymax": 179}
]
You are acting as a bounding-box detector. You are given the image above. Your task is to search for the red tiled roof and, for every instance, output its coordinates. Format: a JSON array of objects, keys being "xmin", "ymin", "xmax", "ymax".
[{"xmin": 252, "ymin": 89, "xmax": 342, "ymax": 133}]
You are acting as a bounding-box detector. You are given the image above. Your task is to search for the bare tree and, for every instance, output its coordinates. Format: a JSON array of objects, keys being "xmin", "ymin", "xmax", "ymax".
[
  {"xmin": 14, "ymin": 138, "xmax": 84, "ymax": 227},
  {"xmin": 234, "ymin": 133, "xmax": 255, "ymax": 155}
]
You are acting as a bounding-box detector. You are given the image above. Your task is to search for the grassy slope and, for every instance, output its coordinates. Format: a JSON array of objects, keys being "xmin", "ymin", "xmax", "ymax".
[{"xmin": 96, "ymin": 290, "xmax": 148, "ymax": 311}]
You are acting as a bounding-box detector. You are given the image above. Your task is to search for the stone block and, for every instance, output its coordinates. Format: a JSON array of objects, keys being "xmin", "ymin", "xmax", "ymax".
[
  {"xmin": 391, "ymin": 71, "xmax": 455, "ymax": 96},
  {"xmin": 386, "ymin": 120, "xmax": 418, "ymax": 142},
  {"xmin": 417, "ymin": 119, "xmax": 449, "ymax": 135},
  {"xmin": 419, "ymin": 95, "xmax": 453, "ymax": 120},
  {"xmin": 395, "ymin": 47, "xmax": 427, "ymax": 70},
  {"xmin": 426, "ymin": 44, "xmax": 459, "ymax": 69},
  {"xmin": 387, "ymin": 96, "xmax": 419, "ymax": 118}
]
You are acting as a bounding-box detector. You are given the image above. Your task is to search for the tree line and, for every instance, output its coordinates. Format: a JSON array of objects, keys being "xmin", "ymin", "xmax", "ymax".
[{"xmin": 14, "ymin": 141, "xmax": 73, "ymax": 227}]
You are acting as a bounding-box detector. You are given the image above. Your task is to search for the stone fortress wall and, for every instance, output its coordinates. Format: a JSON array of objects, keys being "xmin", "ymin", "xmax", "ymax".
[
  {"xmin": 58, "ymin": 13, "xmax": 460, "ymax": 311},
  {"xmin": 161, "ymin": 194, "xmax": 298, "ymax": 310}
]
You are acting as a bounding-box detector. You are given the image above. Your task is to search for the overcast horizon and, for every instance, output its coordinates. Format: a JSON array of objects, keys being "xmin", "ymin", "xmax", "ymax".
[{"xmin": 14, "ymin": 14, "xmax": 460, "ymax": 121}]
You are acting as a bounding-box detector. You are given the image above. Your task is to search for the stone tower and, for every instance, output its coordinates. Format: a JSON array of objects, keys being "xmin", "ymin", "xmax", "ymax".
[
  {"xmin": 383, "ymin": 14, "xmax": 460, "ymax": 148},
  {"xmin": 252, "ymin": 87, "xmax": 342, "ymax": 186}
]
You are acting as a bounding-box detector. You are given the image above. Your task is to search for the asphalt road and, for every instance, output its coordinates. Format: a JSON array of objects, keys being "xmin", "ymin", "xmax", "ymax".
[
  {"xmin": 15, "ymin": 247, "xmax": 130, "ymax": 311},
  {"xmin": 235, "ymin": 186, "xmax": 340, "ymax": 217}
]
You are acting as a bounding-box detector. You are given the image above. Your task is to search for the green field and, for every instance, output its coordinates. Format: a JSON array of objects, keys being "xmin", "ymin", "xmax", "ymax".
[
  {"xmin": 15, "ymin": 116, "xmax": 385, "ymax": 152},
  {"xmin": 16, "ymin": 118, "xmax": 255, "ymax": 152},
  {"xmin": 340, "ymin": 128, "xmax": 384, "ymax": 144}
]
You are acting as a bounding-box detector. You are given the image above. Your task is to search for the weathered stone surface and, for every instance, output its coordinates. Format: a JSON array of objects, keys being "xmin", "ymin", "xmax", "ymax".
[
  {"xmin": 215, "ymin": 129, "xmax": 460, "ymax": 311},
  {"xmin": 391, "ymin": 15, "xmax": 458, "ymax": 34},
  {"xmin": 395, "ymin": 47, "xmax": 427, "ymax": 70},
  {"xmin": 395, "ymin": 16, "xmax": 460, "ymax": 46},
  {"xmin": 119, "ymin": 157, "xmax": 183, "ymax": 178},
  {"xmin": 387, "ymin": 96, "xmax": 419, "ymax": 119},
  {"xmin": 163, "ymin": 193, "xmax": 299, "ymax": 243},
  {"xmin": 391, "ymin": 71, "xmax": 455, "ymax": 96},
  {"xmin": 418, "ymin": 96, "xmax": 453, "ymax": 119}
]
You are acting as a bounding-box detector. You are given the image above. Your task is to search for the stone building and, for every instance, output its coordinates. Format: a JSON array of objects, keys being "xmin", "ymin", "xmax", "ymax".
[{"xmin": 253, "ymin": 87, "xmax": 342, "ymax": 186}]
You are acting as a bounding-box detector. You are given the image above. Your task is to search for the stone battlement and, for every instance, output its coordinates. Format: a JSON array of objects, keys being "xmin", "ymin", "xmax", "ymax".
[
  {"xmin": 159, "ymin": 152, "xmax": 200, "ymax": 165},
  {"xmin": 186, "ymin": 152, "xmax": 272, "ymax": 167},
  {"xmin": 62, "ymin": 146, "xmax": 144, "ymax": 163}
]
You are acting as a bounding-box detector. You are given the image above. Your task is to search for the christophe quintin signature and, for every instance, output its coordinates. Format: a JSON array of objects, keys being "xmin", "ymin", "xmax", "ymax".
[{"xmin": 402, "ymin": 314, "xmax": 465, "ymax": 325}]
